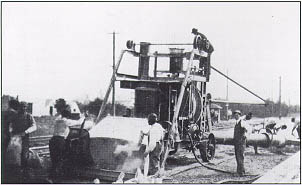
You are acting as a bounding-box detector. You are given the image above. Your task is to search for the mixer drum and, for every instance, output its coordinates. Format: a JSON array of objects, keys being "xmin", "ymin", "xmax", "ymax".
[
  {"xmin": 88, "ymin": 116, "xmax": 149, "ymax": 173},
  {"xmin": 89, "ymin": 137, "xmax": 145, "ymax": 173}
]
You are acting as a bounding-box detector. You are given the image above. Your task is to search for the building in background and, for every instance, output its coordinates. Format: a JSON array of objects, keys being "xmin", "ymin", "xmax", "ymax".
[{"xmin": 31, "ymin": 99, "xmax": 81, "ymax": 117}]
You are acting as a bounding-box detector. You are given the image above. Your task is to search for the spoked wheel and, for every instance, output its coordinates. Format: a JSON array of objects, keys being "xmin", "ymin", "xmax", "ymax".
[
  {"xmin": 188, "ymin": 133, "xmax": 216, "ymax": 163},
  {"xmin": 200, "ymin": 135, "xmax": 216, "ymax": 162}
]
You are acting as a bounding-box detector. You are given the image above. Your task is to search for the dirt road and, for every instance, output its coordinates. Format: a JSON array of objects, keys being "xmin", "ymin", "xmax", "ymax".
[{"xmin": 163, "ymin": 144, "xmax": 299, "ymax": 183}]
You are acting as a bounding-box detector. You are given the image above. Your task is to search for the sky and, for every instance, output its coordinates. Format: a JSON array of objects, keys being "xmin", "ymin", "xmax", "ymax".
[{"xmin": 2, "ymin": 2, "xmax": 301, "ymax": 106}]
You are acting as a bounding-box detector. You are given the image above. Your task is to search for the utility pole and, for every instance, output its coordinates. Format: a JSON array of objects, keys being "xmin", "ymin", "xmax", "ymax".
[
  {"xmin": 279, "ymin": 76, "xmax": 281, "ymax": 119},
  {"xmin": 271, "ymin": 79, "xmax": 274, "ymax": 116},
  {"xmin": 226, "ymin": 69, "xmax": 229, "ymax": 120},
  {"xmin": 226, "ymin": 69, "xmax": 229, "ymax": 101},
  {"xmin": 288, "ymin": 98, "xmax": 291, "ymax": 115},
  {"xmin": 109, "ymin": 31, "xmax": 118, "ymax": 116}
]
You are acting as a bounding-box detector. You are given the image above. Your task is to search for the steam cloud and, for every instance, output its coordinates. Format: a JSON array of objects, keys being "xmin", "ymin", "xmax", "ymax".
[
  {"xmin": 114, "ymin": 143, "xmax": 144, "ymax": 173},
  {"xmin": 114, "ymin": 143, "xmax": 140, "ymax": 156}
]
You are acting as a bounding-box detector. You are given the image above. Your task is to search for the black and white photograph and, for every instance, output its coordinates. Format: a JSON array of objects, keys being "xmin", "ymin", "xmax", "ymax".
[{"xmin": 1, "ymin": 1, "xmax": 301, "ymax": 184}]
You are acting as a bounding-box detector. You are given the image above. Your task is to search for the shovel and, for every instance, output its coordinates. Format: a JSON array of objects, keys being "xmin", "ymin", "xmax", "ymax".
[{"xmin": 143, "ymin": 154, "xmax": 149, "ymax": 176}]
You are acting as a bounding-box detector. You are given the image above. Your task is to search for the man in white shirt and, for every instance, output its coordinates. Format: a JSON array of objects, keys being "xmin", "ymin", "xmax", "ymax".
[
  {"xmin": 142, "ymin": 113, "xmax": 165, "ymax": 175},
  {"xmin": 49, "ymin": 109, "xmax": 85, "ymax": 179}
]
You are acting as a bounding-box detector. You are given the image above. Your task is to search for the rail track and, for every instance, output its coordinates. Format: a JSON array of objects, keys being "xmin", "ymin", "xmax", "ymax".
[
  {"xmin": 29, "ymin": 135, "xmax": 51, "ymax": 159},
  {"xmin": 30, "ymin": 135, "xmax": 52, "ymax": 146}
]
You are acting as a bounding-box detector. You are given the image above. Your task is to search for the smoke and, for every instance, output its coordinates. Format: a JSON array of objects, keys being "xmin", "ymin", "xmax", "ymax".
[
  {"xmin": 114, "ymin": 143, "xmax": 144, "ymax": 173},
  {"xmin": 121, "ymin": 157, "xmax": 143, "ymax": 172},
  {"xmin": 114, "ymin": 143, "xmax": 140, "ymax": 156}
]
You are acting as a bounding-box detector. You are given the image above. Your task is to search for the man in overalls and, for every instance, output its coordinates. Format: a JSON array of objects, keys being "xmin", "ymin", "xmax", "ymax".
[
  {"xmin": 49, "ymin": 109, "xmax": 85, "ymax": 180},
  {"xmin": 233, "ymin": 110, "xmax": 248, "ymax": 176}
]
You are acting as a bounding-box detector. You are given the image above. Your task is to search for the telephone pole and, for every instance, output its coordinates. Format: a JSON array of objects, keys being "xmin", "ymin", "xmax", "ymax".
[
  {"xmin": 109, "ymin": 31, "xmax": 118, "ymax": 116},
  {"xmin": 226, "ymin": 69, "xmax": 229, "ymax": 120},
  {"xmin": 226, "ymin": 69, "xmax": 229, "ymax": 101},
  {"xmin": 279, "ymin": 76, "xmax": 281, "ymax": 119}
]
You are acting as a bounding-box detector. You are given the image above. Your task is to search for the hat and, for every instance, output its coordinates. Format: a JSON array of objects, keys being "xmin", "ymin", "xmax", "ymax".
[{"xmin": 234, "ymin": 110, "xmax": 241, "ymax": 115}]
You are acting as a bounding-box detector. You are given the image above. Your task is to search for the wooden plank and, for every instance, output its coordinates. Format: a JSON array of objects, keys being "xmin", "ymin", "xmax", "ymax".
[{"xmin": 190, "ymin": 75, "xmax": 207, "ymax": 82}]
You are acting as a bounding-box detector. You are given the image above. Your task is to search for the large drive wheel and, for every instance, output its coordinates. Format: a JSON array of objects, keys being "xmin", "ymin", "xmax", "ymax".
[
  {"xmin": 199, "ymin": 135, "xmax": 215, "ymax": 162},
  {"xmin": 189, "ymin": 133, "xmax": 215, "ymax": 163}
]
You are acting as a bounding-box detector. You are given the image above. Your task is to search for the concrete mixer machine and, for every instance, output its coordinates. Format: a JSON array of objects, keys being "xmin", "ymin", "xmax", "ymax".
[
  {"xmin": 98, "ymin": 28, "xmax": 216, "ymax": 164},
  {"xmin": 53, "ymin": 29, "xmax": 218, "ymax": 182}
]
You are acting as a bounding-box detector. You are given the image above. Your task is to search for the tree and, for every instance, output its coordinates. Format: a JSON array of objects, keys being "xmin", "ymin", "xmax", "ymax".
[
  {"xmin": 87, "ymin": 98, "xmax": 103, "ymax": 116},
  {"xmin": 76, "ymin": 98, "xmax": 128, "ymax": 118},
  {"xmin": 54, "ymin": 98, "xmax": 70, "ymax": 115}
]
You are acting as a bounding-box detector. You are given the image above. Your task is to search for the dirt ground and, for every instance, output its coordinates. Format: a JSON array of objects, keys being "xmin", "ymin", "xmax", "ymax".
[
  {"xmin": 161, "ymin": 117, "xmax": 300, "ymax": 183},
  {"xmin": 162, "ymin": 144, "xmax": 300, "ymax": 183}
]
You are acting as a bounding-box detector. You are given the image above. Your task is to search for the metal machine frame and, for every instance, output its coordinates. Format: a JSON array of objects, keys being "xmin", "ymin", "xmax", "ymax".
[{"xmin": 97, "ymin": 28, "xmax": 216, "ymax": 163}]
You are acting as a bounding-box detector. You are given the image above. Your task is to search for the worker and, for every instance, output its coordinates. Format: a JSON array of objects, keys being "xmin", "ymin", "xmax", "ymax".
[
  {"xmin": 233, "ymin": 110, "xmax": 248, "ymax": 176},
  {"xmin": 210, "ymin": 109, "xmax": 215, "ymax": 121},
  {"xmin": 123, "ymin": 108, "xmax": 132, "ymax": 117},
  {"xmin": 245, "ymin": 112, "xmax": 253, "ymax": 121},
  {"xmin": 49, "ymin": 109, "xmax": 85, "ymax": 180},
  {"xmin": 241, "ymin": 112, "xmax": 253, "ymax": 133},
  {"xmin": 2, "ymin": 99, "xmax": 19, "ymax": 183},
  {"xmin": 11, "ymin": 101, "xmax": 37, "ymax": 182},
  {"xmin": 2, "ymin": 100, "xmax": 19, "ymax": 156},
  {"xmin": 141, "ymin": 113, "xmax": 165, "ymax": 175},
  {"xmin": 291, "ymin": 118, "xmax": 301, "ymax": 139}
]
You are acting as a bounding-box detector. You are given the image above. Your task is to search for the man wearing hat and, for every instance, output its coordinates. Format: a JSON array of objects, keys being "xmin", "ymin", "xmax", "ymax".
[{"xmin": 233, "ymin": 110, "xmax": 248, "ymax": 176}]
